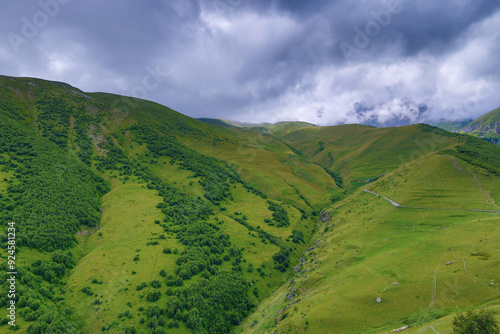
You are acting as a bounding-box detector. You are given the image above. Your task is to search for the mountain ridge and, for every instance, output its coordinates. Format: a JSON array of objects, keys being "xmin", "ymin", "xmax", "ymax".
[{"xmin": 435, "ymin": 107, "xmax": 500, "ymax": 145}]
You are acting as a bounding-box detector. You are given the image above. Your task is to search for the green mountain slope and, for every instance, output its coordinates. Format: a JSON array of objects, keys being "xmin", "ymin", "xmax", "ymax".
[
  {"xmin": 462, "ymin": 107, "xmax": 500, "ymax": 145},
  {"xmin": 259, "ymin": 121, "xmax": 316, "ymax": 138},
  {"xmin": 281, "ymin": 124, "xmax": 463, "ymax": 190},
  {"xmin": 434, "ymin": 107, "xmax": 500, "ymax": 145},
  {"xmin": 207, "ymin": 120, "xmax": 316, "ymax": 138},
  {"xmin": 0, "ymin": 75, "xmax": 498, "ymax": 334},
  {"xmin": 242, "ymin": 151, "xmax": 500, "ymax": 334},
  {"xmin": 433, "ymin": 120, "xmax": 472, "ymax": 133}
]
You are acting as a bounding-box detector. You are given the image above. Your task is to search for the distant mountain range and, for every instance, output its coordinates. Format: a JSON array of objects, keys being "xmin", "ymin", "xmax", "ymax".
[
  {"xmin": 199, "ymin": 106, "xmax": 500, "ymax": 146},
  {"xmin": 434, "ymin": 107, "xmax": 500, "ymax": 145}
]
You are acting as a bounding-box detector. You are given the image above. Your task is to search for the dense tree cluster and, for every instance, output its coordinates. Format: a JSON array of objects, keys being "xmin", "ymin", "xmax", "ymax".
[
  {"xmin": 26, "ymin": 309, "xmax": 78, "ymax": 334},
  {"xmin": 95, "ymin": 139, "xmax": 134, "ymax": 173},
  {"xmin": 0, "ymin": 115, "xmax": 109, "ymax": 250},
  {"xmin": 163, "ymin": 272, "xmax": 252, "ymax": 334},
  {"xmin": 30, "ymin": 251, "xmax": 74, "ymax": 283},
  {"xmin": 0, "ymin": 88, "xmax": 28, "ymax": 121},
  {"xmin": 146, "ymin": 290, "xmax": 162, "ymax": 302},
  {"xmin": 0, "ymin": 258, "xmax": 79, "ymax": 333},
  {"xmin": 272, "ymin": 247, "xmax": 291, "ymax": 272},
  {"xmin": 266, "ymin": 201, "xmax": 290, "ymax": 227},
  {"xmin": 145, "ymin": 173, "xmax": 213, "ymax": 225},
  {"xmin": 452, "ymin": 308, "xmax": 499, "ymax": 334},
  {"xmin": 257, "ymin": 229, "xmax": 280, "ymax": 246},
  {"xmin": 74, "ymin": 113, "xmax": 93, "ymax": 165},
  {"xmin": 289, "ymin": 230, "xmax": 305, "ymax": 244},
  {"xmin": 35, "ymin": 93, "xmax": 71, "ymax": 148},
  {"xmin": 323, "ymin": 168, "xmax": 344, "ymax": 188},
  {"xmin": 31, "ymin": 260, "xmax": 65, "ymax": 284},
  {"xmin": 314, "ymin": 141, "xmax": 325, "ymax": 155},
  {"xmin": 175, "ymin": 238, "xmax": 226, "ymax": 280},
  {"xmin": 35, "ymin": 93, "xmax": 96, "ymax": 164}
]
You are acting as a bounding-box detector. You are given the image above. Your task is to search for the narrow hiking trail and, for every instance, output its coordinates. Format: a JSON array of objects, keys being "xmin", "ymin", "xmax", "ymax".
[
  {"xmin": 364, "ymin": 189, "xmax": 401, "ymax": 207},
  {"xmin": 429, "ymin": 326, "xmax": 440, "ymax": 334},
  {"xmin": 415, "ymin": 271, "xmax": 439, "ymax": 333},
  {"xmin": 472, "ymin": 171, "xmax": 500, "ymax": 209},
  {"xmin": 450, "ymin": 156, "xmax": 463, "ymax": 172},
  {"xmin": 449, "ymin": 155, "xmax": 500, "ymax": 209},
  {"xmin": 364, "ymin": 189, "xmax": 500, "ymax": 213},
  {"xmin": 428, "ymin": 271, "xmax": 437, "ymax": 312},
  {"xmin": 490, "ymin": 179, "xmax": 499, "ymax": 208}
]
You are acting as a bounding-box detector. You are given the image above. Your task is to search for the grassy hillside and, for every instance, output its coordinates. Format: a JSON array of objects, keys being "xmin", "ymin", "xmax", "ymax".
[
  {"xmin": 0, "ymin": 75, "xmax": 498, "ymax": 334},
  {"xmin": 221, "ymin": 121, "xmax": 316, "ymax": 138},
  {"xmin": 462, "ymin": 107, "xmax": 500, "ymax": 145},
  {"xmin": 259, "ymin": 122, "xmax": 316, "ymax": 138},
  {"xmin": 281, "ymin": 124, "xmax": 463, "ymax": 192},
  {"xmin": 241, "ymin": 152, "xmax": 500, "ymax": 334}
]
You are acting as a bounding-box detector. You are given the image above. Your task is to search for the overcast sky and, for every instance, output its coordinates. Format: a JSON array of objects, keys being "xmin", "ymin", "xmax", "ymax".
[{"xmin": 1, "ymin": 0, "xmax": 499, "ymax": 125}]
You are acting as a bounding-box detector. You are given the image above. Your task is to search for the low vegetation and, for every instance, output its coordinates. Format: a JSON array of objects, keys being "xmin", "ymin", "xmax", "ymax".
[{"xmin": 452, "ymin": 309, "xmax": 499, "ymax": 334}]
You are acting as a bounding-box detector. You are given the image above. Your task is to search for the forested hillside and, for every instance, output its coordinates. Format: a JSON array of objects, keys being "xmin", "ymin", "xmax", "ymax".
[
  {"xmin": 0, "ymin": 76, "xmax": 339, "ymax": 333},
  {"xmin": 0, "ymin": 75, "xmax": 498, "ymax": 334}
]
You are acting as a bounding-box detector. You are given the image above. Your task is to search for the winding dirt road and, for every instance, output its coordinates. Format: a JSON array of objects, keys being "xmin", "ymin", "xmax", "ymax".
[{"xmin": 364, "ymin": 189, "xmax": 500, "ymax": 213}]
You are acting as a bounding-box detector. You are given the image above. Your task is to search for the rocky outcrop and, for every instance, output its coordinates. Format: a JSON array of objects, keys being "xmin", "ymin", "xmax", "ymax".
[{"xmin": 462, "ymin": 119, "xmax": 500, "ymax": 145}]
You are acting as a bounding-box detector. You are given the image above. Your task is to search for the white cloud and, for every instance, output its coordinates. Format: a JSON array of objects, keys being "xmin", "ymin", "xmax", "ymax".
[
  {"xmin": 225, "ymin": 9, "xmax": 500, "ymax": 125},
  {"xmin": 0, "ymin": 1, "xmax": 499, "ymax": 125}
]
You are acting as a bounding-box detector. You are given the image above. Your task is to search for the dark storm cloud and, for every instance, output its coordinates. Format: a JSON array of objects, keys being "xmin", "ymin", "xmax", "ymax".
[{"xmin": 1, "ymin": 0, "xmax": 499, "ymax": 125}]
